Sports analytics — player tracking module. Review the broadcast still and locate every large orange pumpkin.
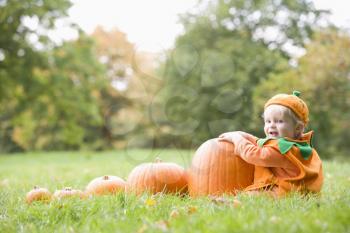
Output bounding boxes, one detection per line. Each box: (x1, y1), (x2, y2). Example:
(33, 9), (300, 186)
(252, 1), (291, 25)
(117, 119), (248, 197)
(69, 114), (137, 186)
(188, 138), (254, 197)
(126, 158), (187, 195)
(85, 175), (126, 196)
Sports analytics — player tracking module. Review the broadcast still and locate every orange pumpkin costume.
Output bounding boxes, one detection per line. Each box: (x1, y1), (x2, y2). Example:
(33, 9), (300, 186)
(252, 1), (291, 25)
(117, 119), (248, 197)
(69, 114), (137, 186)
(231, 131), (323, 197)
(229, 91), (323, 197)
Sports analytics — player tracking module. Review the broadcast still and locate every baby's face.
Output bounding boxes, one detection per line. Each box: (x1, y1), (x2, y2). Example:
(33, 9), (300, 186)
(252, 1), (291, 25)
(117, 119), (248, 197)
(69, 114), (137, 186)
(263, 105), (297, 139)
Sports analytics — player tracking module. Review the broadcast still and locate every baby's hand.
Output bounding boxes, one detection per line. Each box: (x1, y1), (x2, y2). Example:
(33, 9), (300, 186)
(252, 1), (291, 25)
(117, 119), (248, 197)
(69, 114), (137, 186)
(218, 132), (242, 143)
(235, 131), (258, 143)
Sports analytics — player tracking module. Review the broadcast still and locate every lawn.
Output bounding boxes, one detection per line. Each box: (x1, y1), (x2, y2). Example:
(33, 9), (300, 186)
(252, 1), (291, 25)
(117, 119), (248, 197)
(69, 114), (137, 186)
(0, 149), (349, 233)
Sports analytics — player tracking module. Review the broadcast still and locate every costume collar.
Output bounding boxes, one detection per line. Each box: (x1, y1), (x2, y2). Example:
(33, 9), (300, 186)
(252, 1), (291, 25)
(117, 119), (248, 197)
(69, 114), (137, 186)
(257, 131), (314, 160)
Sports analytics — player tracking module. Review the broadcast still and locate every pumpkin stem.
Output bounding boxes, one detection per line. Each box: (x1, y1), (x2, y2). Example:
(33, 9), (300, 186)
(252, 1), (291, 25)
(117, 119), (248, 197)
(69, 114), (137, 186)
(155, 157), (162, 163)
(103, 175), (109, 180)
(34, 185), (39, 189)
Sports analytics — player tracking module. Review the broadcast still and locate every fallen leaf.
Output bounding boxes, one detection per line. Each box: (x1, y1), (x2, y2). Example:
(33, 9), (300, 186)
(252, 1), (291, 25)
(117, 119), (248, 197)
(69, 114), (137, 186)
(145, 198), (157, 207)
(169, 209), (180, 218)
(187, 206), (197, 214)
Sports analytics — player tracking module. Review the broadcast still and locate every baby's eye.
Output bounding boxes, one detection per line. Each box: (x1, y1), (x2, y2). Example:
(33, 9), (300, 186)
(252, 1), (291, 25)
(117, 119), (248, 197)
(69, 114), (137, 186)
(265, 120), (271, 123)
(278, 120), (284, 123)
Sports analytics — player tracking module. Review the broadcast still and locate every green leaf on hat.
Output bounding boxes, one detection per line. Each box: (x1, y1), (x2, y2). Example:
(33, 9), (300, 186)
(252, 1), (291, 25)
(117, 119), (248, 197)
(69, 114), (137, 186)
(292, 90), (301, 97)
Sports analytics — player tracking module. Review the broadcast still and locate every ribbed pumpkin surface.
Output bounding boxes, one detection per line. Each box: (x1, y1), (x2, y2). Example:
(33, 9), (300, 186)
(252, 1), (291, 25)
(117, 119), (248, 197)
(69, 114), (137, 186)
(85, 175), (126, 196)
(126, 160), (187, 194)
(53, 187), (85, 199)
(188, 138), (254, 197)
(26, 186), (52, 204)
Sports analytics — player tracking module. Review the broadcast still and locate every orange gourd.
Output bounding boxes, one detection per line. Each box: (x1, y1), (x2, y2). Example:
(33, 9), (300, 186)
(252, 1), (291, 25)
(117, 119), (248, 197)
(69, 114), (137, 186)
(126, 158), (187, 195)
(85, 175), (126, 196)
(26, 186), (52, 204)
(188, 138), (254, 197)
(53, 187), (85, 200)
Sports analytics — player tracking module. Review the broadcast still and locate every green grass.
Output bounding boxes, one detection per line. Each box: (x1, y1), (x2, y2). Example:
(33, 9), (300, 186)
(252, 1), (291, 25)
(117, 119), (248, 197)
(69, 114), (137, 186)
(0, 149), (349, 233)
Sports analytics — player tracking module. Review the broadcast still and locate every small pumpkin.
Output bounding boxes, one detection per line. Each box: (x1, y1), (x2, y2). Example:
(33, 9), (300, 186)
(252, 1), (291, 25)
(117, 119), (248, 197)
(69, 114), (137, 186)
(126, 158), (187, 195)
(188, 138), (255, 197)
(26, 186), (52, 204)
(85, 175), (126, 196)
(53, 187), (85, 200)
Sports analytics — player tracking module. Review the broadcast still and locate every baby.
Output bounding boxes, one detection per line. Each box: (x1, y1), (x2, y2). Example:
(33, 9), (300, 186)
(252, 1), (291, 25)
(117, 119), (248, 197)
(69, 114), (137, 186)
(218, 91), (323, 197)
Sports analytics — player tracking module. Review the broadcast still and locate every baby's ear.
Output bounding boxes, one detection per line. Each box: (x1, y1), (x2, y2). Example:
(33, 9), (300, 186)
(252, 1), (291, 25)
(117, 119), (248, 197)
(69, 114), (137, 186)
(294, 122), (304, 139)
(295, 122), (305, 134)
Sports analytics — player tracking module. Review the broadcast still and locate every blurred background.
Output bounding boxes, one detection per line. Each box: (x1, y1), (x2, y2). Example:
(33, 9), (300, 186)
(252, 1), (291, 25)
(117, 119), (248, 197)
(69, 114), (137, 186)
(0, 0), (349, 158)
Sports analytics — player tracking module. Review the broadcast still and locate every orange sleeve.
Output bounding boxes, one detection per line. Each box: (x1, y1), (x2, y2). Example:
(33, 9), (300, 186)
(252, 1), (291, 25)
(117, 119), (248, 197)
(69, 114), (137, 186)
(231, 134), (296, 169)
(239, 132), (259, 144)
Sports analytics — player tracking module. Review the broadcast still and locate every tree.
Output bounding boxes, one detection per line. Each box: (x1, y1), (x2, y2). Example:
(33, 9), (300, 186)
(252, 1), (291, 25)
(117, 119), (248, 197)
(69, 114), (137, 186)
(0, 0), (73, 151)
(9, 36), (108, 150)
(155, 0), (327, 148)
(91, 27), (161, 149)
(0, 0), (73, 117)
(0, 1), (124, 152)
(0, 2), (161, 152)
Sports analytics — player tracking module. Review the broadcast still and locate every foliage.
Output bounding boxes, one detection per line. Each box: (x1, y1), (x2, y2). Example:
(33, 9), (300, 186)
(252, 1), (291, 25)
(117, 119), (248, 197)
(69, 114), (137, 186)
(0, 0), (75, 151)
(155, 0), (327, 148)
(0, 0), (347, 155)
(0, 151), (349, 232)
(1, 35), (108, 151)
(0, 4), (159, 152)
(91, 27), (161, 149)
(0, 2), (148, 152)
